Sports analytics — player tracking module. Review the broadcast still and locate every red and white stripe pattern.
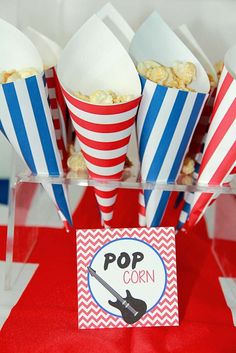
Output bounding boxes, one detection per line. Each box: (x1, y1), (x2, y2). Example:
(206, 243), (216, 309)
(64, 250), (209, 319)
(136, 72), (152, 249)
(76, 227), (178, 329)
(45, 67), (69, 171)
(185, 66), (236, 228)
(138, 189), (146, 226)
(61, 88), (141, 227)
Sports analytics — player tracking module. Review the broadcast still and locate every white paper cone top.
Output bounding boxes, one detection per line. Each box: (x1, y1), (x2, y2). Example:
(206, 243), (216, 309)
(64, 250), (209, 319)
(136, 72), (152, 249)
(23, 26), (62, 69)
(57, 15), (141, 96)
(0, 19), (43, 72)
(225, 44), (236, 80)
(175, 24), (218, 84)
(129, 12), (210, 94)
(97, 2), (134, 51)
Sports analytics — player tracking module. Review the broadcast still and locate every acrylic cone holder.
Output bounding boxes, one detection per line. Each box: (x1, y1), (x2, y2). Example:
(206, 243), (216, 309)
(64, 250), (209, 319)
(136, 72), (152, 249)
(58, 15), (141, 227)
(2, 156), (236, 326)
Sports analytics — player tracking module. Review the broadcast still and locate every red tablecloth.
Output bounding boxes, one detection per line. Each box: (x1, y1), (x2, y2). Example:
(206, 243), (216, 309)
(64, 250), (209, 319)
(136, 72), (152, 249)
(0, 188), (235, 353)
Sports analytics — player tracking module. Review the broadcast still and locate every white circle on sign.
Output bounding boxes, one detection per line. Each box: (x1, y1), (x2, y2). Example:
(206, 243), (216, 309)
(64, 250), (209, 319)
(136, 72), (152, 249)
(88, 238), (167, 318)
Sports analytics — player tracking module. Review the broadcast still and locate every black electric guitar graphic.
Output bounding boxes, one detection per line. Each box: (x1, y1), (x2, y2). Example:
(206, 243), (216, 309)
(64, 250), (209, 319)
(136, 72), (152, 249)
(88, 267), (147, 324)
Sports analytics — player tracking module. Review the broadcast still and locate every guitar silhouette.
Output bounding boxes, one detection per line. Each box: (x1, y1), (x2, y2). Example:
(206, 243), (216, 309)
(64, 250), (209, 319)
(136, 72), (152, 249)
(88, 267), (147, 324)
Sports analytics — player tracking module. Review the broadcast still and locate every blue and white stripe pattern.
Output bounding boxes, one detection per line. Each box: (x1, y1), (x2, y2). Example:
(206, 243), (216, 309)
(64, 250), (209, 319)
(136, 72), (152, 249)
(137, 76), (208, 227)
(177, 132), (206, 230)
(0, 72), (72, 225)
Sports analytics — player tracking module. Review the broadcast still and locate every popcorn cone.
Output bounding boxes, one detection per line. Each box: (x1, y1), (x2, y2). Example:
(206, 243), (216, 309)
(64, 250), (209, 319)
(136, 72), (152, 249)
(24, 27), (71, 171)
(179, 47), (236, 229)
(0, 19), (72, 226)
(129, 12), (209, 227)
(58, 15), (141, 227)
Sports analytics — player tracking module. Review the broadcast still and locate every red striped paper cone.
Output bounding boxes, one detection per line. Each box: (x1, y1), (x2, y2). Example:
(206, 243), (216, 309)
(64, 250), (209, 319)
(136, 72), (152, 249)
(138, 189), (146, 227)
(61, 89), (141, 227)
(45, 67), (69, 171)
(185, 57), (236, 229)
(57, 15), (141, 227)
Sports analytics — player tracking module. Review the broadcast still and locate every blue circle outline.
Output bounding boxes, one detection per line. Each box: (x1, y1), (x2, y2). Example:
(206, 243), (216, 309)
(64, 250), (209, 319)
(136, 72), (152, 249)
(88, 237), (168, 318)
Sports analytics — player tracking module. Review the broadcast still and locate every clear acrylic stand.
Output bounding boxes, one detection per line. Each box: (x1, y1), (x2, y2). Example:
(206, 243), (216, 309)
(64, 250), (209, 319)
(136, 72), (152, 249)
(1, 154), (236, 326)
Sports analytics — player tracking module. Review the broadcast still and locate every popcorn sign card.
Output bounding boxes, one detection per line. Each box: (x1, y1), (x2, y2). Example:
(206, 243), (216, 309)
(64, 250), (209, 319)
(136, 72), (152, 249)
(77, 227), (178, 329)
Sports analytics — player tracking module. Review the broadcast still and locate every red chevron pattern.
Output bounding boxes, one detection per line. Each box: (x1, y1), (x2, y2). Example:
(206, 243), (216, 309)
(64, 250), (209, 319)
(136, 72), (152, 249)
(76, 227), (178, 329)
(62, 87), (141, 227)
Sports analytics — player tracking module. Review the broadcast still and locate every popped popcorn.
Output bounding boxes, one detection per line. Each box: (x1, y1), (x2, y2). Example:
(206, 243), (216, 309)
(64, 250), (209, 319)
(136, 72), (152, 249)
(137, 60), (197, 91)
(67, 143), (133, 177)
(173, 62), (196, 85)
(182, 157), (195, 175)
(179, 156), (195, 185)
(73, 89), (134, 105)
(181, 174), (193, 185)
(0, 68), (39, 84)
(67, 151), (87, 172)
(214, 60), (224, 79)
(208, 73), (217, 88)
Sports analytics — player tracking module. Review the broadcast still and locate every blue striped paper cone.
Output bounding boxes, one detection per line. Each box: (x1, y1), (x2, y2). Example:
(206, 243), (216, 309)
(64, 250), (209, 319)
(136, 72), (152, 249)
(177, 138), (205, 230)
(0, 72), (72, 226)
(0, 120), (8, 139)
(137, 76), (208, 227)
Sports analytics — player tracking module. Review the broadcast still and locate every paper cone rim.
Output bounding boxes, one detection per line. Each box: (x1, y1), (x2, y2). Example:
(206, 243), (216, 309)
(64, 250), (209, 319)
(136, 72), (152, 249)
(129, 11), (210, 94)
(139, 74), (208, 95)
(224, 44), (236, 80)
(61, 84), (142, 108)
(0, 71), (45, 86)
